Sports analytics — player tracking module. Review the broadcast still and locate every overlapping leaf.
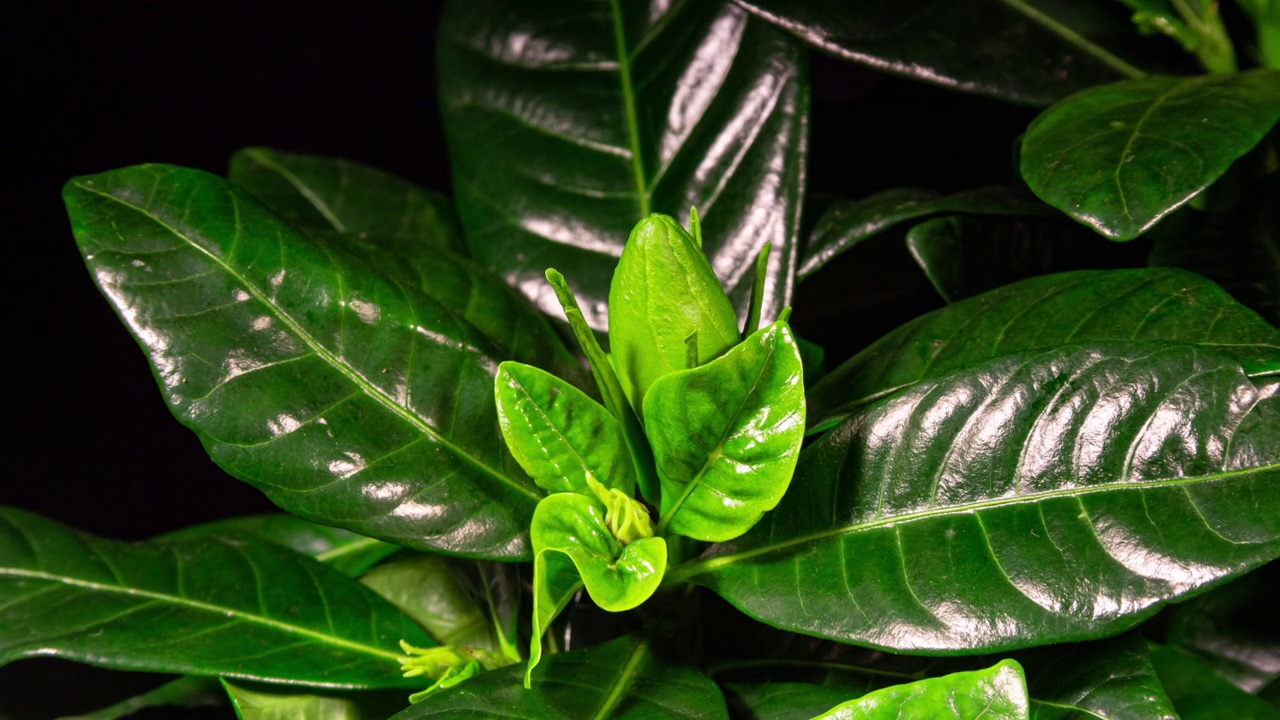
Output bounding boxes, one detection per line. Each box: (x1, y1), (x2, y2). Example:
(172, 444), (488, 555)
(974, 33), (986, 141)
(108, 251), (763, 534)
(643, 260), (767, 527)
(809, 660), (1028, 720)
(164, 514), (398, 577)
(395, 635), (729, 719)
(1166, 563), (1280, 693)
(64, 164), (578, 558)
(0, 508), (430, 688)
(222, 679), (407, 720)
(904, 215), (1058, 303)
(808, 269), (1280, 432)
(678, 343), (1280, 652)
(1019, 632), (1178, 720)
(438, 0), (808, 331)
(1150, 645), (1280, 720)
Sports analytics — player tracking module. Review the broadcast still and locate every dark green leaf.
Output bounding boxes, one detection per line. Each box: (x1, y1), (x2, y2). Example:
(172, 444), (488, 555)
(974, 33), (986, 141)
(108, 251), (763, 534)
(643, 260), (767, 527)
(1020, 71), (1280, 241)
(808, 269), (1280, 432)
(609, 214), (741, 414)
(809, 660), (1028, 719)
(222, 679), (407, 720)
(905, 215), (1057, 303)
(359, 556), (500, 652)
(64, 164), (553, 559)
(1150, 645), (1280, 719)
(1166, 562), (1280, 693)
(495, 361), (636, 496)
(799, 187), (1051, 281)
(228, 147), (466, 256)
(0, 507), (430, 688)
(722, 682), (869, 720)
(735, 0), (1158, 106)
(647, 322), (806, 542)
(1020, 632), (1178, 720)
(394, 635), (730, 719)
(675, 343), (1280, 652)
(57, 676), (226, 720)
(439, 0), (808, 331)
(163, 515), (399, 577)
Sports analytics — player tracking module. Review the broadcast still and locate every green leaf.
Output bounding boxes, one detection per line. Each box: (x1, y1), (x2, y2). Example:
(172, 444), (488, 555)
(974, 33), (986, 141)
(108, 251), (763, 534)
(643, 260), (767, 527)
(1150, 645), (1280, 719)
(1020, 70), (1280, 241)
(393, 635), (730, 719)
(808, 660), (1028, 720)
(56, 676), (226, 720)
(905, 215), (1058, 304)
(163, 514), (399, 577)
(735, 0), (1157, 106)
(808, 269), (1280, 433)
(675, 343), (1280, 653)
(495, 361), (636, 496)
(358, 556), (500, 652)
(1166, 562), (1280, 693)
(438, 0), (808, 331)
(0, 507), (431, 688)
(798, 187), (1051, 281)
(228, 147), (466, 256)
(64, 164), (550, 559)
(647, 322), (806, 542)
(722, 683), (872, 720)
(222, 679), (407, 720)
(1019, 632), (1178, 720)
(609, 214), (742, 414)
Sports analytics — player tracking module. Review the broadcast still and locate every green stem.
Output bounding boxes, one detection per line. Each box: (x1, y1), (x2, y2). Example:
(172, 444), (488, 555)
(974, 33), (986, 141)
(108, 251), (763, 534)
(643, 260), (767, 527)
(1172, 0), (1238, 73)
(997, 0), (1147, 79)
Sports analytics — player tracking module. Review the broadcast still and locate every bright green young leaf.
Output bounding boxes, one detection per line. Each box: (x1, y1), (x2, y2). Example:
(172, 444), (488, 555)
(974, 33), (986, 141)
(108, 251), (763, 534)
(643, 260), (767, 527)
(0, 507), (431, 688)
(647, 322), (805, 542)
(1019, 632), (1178, 720)
(64, 164), (557, 559)
(904, 215), (1057, 303)
(163, 514), (399, 577)
(808, 660), (1028, 720)
(438, 0), (808, 331)
(395, 635), (730, 719)
(798, 187), (1051, 280)
(1150, 645), (1280, 720)
(610, 214), (742, 415)
(675, 344), (1280, 653)
(735, 0), (1158, 106)
(222, 679), (407, 720)
(228, 147), (466, 256)
(358, 556), (499, 652)
(808, 269), (1280, 432)
(57, 676), (226, 720)
(1166, 562), (1280, 693)
(1020, 70), (1280, 240)
(495, 361), (636, 497)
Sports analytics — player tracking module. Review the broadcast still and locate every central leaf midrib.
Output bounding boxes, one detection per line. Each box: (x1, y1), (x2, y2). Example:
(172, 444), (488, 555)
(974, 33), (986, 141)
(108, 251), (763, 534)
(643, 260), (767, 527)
(675, 462), (1280, 578)
(77, 181), (539, 502)
(243, 149), (348, 233)
(591, 638), (648, 720)
(0, 567), (402, 663)
(608, 0), (650, 218)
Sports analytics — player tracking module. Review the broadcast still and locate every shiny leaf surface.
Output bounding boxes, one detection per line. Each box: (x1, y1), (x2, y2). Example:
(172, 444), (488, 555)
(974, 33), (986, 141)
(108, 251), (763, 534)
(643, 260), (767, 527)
(1020, 71), (1280, 240)
(735, 0), (1157, 106)
(439, 0), (808, 331)
(1020, 632), (1178, 720)
(395, 635), (729, 719)
(0, 507), (430, 688)
(358, 556), (500, 652)
(609, 214), (741, 414)
(495, 361), (636, 496)
(1166, 562), (1280, 693)
(809, 660), (1028, 720)
(228, 147), (465, 255)
(809, 269), (1280, 432)
(64, 164), (552, 558)
(1150, 645), (1280, 720)
(798, 187), (1050, 281)
(905, 215), (1057, 303)
(223, 679), (407, 720)
(677, 343), (1280, 652)
(163, 514), (399, 577)
(647, 322), (806, 542)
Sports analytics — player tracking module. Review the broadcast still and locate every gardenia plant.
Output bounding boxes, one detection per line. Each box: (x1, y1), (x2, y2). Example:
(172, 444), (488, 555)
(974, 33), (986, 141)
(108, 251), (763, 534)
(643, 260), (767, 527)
(5, 1), (1280, 719)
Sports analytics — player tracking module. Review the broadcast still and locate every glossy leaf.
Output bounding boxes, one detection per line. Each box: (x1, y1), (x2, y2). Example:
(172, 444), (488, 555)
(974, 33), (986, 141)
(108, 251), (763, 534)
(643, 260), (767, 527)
(809, 660), (1028, 720)
(228, 147), (466, 255)
(0, 507), (430, 688)
(395, 635), (730, 719)
(647, 322), (806, 542)
(609, 214), (742, 414)
(808, 269), (1280, 432)
(1166, 562), (1280, 692)
(723, 683), (871, 720)
(64, 164), (555, 558)
(1020, 632), (1178, 720)
(798, 187), (1051, 281)
(439, 0), (808, 331)
(905, 215), (1057, 303)
(1150, 645), (1280, 720)
(495, 361), (636, 496)
(358, 556), (500, 652)
(676, 343), (1280, 653)
(735, 0), (1157, 106)
(1020, 71), (1280, 240)
(163, 514), (399, 577)
(222, 679), (407, 720)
